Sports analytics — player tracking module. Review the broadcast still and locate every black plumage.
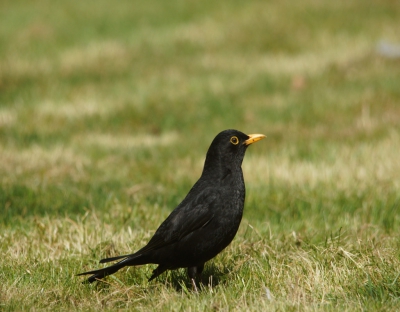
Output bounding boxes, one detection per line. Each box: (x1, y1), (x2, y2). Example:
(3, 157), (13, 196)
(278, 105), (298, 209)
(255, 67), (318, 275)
(78, 129), (265, 287)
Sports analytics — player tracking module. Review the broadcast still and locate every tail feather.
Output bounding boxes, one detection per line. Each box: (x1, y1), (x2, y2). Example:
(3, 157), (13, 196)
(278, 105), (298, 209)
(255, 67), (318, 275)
(99, 254), (130, 264)
(77, 262), (127, 283)
(148, 264), (168, 281)
(78, 253), (144, 283)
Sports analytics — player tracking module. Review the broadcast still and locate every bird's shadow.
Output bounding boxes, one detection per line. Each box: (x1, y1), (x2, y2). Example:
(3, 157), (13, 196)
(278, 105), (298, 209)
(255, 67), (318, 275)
(159, 263), (231, 293)
(84, 263), (233, 294)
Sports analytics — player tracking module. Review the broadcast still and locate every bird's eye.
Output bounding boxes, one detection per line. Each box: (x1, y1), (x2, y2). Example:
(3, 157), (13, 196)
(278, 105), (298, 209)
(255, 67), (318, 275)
(230, 136), (239, 145)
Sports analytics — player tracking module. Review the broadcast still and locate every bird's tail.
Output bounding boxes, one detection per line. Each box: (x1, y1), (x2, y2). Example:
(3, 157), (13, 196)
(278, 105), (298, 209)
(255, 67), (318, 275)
(78, 253), (144, 283)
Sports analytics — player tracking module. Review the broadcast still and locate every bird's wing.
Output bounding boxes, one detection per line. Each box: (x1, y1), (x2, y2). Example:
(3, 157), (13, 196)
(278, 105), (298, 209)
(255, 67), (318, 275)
(137, 188), (219, 254)
(99, 188), (219, 263)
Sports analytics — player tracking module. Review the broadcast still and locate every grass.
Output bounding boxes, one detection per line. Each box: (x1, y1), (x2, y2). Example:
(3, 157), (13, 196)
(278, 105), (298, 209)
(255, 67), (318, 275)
(1, 0), (400, 310)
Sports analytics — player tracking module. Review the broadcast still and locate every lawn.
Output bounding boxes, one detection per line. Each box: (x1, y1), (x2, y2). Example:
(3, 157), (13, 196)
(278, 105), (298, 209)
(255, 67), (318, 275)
(1, 0), (399, 310)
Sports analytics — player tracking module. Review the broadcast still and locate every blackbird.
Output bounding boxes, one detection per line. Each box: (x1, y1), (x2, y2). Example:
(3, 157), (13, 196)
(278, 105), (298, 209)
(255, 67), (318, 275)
(78, 129), (265, 288)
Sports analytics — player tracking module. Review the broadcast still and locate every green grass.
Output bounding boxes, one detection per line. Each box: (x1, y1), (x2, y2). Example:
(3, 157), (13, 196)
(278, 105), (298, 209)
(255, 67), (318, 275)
(1, 0), (400, 310)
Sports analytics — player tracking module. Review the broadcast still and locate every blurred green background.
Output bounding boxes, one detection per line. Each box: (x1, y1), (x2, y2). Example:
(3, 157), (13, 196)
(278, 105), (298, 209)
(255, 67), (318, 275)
(1, 0), (399, 310)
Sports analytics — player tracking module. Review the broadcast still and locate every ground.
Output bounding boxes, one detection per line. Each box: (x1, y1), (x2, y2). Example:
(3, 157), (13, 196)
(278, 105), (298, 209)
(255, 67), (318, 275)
(1, 0), (399, 310)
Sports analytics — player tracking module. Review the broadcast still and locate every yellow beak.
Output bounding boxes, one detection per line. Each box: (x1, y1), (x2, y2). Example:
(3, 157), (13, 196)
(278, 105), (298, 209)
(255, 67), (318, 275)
(244, 133), (266, 145)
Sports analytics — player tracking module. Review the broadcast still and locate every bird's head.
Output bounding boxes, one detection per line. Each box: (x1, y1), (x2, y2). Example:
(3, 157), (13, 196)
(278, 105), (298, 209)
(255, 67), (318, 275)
(202, 129), (265, 177)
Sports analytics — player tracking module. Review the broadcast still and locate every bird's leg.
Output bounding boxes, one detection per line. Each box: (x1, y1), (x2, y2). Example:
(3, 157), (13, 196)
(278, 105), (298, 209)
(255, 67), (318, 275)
(187, 264), (204, 293)
(187, 266), (198, 292)
(196, 263), (204, 284)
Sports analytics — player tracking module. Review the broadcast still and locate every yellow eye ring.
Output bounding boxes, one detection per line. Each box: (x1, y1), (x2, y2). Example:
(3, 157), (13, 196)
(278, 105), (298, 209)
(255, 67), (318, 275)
(230, 136), (239, 145)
